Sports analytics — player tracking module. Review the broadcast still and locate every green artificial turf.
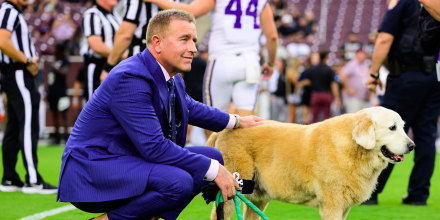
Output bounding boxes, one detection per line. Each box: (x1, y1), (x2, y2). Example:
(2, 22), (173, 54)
(0, 145), (439, 219)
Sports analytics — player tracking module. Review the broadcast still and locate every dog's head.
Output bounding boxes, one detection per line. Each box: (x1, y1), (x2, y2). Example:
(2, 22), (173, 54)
(352, 107), (414, 163)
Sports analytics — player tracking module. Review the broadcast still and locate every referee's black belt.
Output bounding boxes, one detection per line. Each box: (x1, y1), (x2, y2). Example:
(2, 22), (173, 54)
(83, 56), (106, 65)
(400, 64), (423, 73)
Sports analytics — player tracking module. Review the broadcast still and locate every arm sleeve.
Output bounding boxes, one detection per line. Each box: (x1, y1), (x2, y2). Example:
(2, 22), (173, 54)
(0, 8), (18, 32)
(378, 0), (406, 36)
(83, 12), (102, 37)
(123, 0), (142, 24)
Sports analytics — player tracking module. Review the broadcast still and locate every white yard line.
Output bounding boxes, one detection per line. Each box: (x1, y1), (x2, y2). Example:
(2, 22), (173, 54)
(18, 205), (76, 220)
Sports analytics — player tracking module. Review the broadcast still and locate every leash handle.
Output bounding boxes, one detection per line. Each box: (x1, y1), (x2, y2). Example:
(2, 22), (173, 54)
(215, 191), (269, 220)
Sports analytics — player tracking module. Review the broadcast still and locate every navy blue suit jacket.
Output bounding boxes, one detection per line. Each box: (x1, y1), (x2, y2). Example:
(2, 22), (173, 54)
(57, 49), (230, 202)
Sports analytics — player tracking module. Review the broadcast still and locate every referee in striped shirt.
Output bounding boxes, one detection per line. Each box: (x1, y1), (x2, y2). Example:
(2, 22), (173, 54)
(0, 0), (56, 194)
(80, 0), (121, 100)
(100, 0), (179, 81)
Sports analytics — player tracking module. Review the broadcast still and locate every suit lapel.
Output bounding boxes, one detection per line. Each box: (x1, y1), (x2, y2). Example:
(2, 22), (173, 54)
(138, 50), (169, 121)
(139, 49), (189, 145)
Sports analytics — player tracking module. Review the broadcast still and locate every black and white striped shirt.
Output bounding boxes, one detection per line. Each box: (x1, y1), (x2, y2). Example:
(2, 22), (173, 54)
(0, 1), (36, 64)
(123, 0), (179, 56)
(81, 5), (121, 59)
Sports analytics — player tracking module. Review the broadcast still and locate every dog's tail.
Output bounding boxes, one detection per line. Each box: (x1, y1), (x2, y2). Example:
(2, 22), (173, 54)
(205, 132), (219, 148)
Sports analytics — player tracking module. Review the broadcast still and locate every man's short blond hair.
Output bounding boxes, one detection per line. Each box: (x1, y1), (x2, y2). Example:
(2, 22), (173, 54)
(146, 9), (195, 46)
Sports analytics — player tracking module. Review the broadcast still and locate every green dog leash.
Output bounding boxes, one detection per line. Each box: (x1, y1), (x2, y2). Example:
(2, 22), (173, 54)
(215, 191), (269, 220)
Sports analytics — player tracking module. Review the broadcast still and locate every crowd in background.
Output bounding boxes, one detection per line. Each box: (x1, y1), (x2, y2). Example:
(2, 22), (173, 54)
(263, 1), (381, 125)
(0, 0), (414, 145)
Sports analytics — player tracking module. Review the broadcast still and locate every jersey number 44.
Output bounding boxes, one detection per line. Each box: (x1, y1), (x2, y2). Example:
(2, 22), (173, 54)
(225, 0), (261, 29)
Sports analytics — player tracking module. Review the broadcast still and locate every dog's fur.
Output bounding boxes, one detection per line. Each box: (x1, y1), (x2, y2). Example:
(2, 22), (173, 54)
(207, 107), (414, 220)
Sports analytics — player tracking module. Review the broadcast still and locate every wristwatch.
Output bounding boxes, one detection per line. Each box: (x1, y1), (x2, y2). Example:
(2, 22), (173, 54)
(25, 57), (32, 65)
(370, 73), (380, 79)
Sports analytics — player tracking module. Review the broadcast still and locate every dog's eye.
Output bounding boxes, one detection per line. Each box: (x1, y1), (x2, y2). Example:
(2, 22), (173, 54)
(389, 125), (396, 131)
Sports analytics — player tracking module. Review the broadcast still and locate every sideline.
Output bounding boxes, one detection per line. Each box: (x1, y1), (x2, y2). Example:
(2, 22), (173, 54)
(18, 205), (76, 220)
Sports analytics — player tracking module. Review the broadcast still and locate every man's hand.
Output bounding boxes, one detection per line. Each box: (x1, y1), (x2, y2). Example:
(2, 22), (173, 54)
(100, 70), (109, 83)
(333, 96), (342, 108)
(261, 63), (274, 80)
(239, 115), (265, 128)
(366, 76), (383, 94)
(214, 165), (239, 202)
(26, 57), (39, 76)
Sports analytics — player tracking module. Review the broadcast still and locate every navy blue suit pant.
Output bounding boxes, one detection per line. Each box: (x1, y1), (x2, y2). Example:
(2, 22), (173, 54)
(72, 146), (223, 219)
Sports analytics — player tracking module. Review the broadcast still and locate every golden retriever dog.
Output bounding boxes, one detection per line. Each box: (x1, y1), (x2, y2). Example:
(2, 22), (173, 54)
(207, 107), (414, 220)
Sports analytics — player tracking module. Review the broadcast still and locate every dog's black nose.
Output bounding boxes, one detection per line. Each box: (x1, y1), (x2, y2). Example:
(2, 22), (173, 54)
(407, 142), (415, 151)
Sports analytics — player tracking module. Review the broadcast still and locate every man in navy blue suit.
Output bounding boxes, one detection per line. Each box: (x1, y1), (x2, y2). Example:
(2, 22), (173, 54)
(57, 9), (264, 220)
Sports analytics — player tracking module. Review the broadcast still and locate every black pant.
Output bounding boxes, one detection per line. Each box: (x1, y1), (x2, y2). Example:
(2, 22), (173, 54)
(371, 71), (440, 202)
(1, 65), (42, 184)
(84, 57), (106, 100)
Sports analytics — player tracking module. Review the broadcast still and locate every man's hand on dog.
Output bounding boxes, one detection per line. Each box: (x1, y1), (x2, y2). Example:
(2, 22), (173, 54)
(214, 165), (239, 202)
(239, 115), (265, 128)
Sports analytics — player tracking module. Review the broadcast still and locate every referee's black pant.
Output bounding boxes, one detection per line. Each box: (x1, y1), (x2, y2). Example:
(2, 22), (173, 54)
(84, 57), (106, 101)
(1, 64), (42, 185)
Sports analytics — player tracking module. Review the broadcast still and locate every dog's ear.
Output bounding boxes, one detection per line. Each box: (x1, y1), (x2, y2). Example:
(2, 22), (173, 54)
(352, 115), (376, 149)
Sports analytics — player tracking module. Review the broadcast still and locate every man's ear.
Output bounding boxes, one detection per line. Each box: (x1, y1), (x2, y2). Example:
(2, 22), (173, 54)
(352, 114), (376, 149)
(151, 35), (162, 54)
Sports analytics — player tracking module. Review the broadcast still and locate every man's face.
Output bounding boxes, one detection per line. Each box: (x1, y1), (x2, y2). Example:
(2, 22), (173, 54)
(159, 19), (197, 74)
(356, 51), (366, 62)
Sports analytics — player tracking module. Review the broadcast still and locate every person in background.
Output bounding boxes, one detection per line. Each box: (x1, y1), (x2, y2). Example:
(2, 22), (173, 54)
(340, 49), (370, 113)
(268, 58), (288, 122)
(298, 51), (341, 123)
(285, 30), (310, 123)
(80, 0), (120, 100)
(340, 32), (362, 62)
(47, 42), (70, 144)
(297, 52), (320, 124)
(285, 57), (300, 123)
(365, 0), (440, 205)
(0, 0), (57, 194)
(363, 31), (378, 60)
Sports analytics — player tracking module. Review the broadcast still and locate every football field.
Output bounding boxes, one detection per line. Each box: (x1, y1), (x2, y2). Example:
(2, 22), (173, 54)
(0, 146), (439, 219)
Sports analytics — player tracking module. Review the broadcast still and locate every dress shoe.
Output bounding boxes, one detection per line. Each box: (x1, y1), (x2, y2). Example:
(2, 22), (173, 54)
(402, 195), (427, 206)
